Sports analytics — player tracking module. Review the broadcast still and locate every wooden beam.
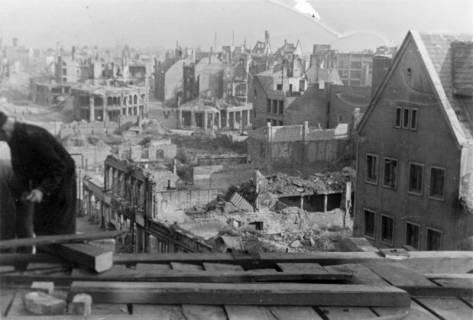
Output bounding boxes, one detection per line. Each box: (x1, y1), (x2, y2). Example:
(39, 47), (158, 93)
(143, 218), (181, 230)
(114, 252), (385, 267)
(0, 254), (61, 266)
(70, 282), (411, 308)
(0, 268), (352, 284)
(0, 231), (123, 250)
(53, 243), (113, 273)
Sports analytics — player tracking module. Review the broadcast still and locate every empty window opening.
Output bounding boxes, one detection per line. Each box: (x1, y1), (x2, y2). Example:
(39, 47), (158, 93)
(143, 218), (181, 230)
(430, 167), (445, 199)
(409, 163), (423, 194)
(381, 215), (394, 243)
(405, 222), (419, 249)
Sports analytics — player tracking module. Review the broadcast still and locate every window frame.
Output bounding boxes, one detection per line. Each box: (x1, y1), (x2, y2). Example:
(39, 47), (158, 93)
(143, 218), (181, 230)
(394, 107), (402, 128)
(429, 166), (446, 201)
(382, 157), (398, 190)
(380, 214), (395, 245)
(405, 221), (420, 249)
(408, 162), (424, 196)
(363, 209), (376, 239)
(365, 153), (379, 185)
(426, 227), (442, 251)
(409, 108), (418, 131)
(402, 108), (410, 129)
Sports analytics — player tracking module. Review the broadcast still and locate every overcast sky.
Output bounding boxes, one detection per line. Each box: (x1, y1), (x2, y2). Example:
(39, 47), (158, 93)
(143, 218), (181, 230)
(1, 0), (472, 52)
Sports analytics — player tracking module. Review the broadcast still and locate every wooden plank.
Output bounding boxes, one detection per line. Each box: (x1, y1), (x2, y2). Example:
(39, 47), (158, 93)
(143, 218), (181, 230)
(114, 251), (385, 266)
(133, 305), (187, 319)
(225, 305), (277, 320)
(319, 307), (376, 319)
(180, 260), (227, 320)
(203, 263), (244, 272)
(416, 297), (473, 319)
(70, 282), (411, 308)
(113, 251), (473, 268)
(274, 263), (329, 320)
(426, 273), (473, 280)
(171, 262), (203, 271)
(326, 263), (387, 286)
(277, 263), (328, 273)
(375, 301), (437, 320)
(0, 268), (353, 284)
(269, 307), (323, 320)
(54, 243), (113, 273)
(0, 231), (123, 250)
(432, 277), (473, 289)
(366, 262), (436, 287)
(135, 263), (172, 272)
(181, 305), (227, 320)
(0, 253), (62, 266)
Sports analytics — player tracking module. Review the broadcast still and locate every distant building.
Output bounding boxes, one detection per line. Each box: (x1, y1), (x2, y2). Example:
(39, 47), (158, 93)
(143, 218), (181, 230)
(336, 51), (373, 87)
(354, 31), (473, 250)
(154, 51), (198, 107)
(247, 121), (350, 172)
(71, 83), (149, 125)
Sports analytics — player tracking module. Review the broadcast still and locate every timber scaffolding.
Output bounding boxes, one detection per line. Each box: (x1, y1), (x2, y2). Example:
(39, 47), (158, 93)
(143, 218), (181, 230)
(0, 240), (472, 319)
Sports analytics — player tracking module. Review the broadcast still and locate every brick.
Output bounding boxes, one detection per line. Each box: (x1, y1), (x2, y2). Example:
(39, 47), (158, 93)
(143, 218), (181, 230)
(23, 291), (66, 315)
(70, 293), (92, 316)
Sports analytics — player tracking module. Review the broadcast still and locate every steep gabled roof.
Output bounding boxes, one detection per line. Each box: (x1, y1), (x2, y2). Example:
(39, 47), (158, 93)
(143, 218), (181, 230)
(358, 30), (473, 147)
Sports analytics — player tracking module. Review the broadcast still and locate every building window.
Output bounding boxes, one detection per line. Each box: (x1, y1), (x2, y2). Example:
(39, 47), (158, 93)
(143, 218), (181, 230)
(276, 84), (283, 91)
(381, 215), (394, 243)
(405, 222), (420, 249)
(363, 209), (375, 238)
(266, 99), (271, 113)
(410, 109), (418, 130)
(427, 228), (442, 250)
(409, 163), (423, 194)
(430, 167), (445, 199)
(383, 158), (398, 189)
(272, 100), (278, 114)
(402, 108), (409, 129)
(395, 107), (402, 128)
(337, 114), (343, 123)
(365, 154), (378, 184)
(278, 100), (284, 114)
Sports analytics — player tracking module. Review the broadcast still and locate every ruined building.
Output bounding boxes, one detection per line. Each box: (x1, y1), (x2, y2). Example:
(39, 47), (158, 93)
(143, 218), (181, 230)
(71, 83), (149, 124)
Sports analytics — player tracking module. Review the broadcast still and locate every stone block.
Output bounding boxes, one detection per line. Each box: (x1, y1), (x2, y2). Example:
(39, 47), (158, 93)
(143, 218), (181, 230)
(23, 291), (66, 315)
(70, 293), (92, 316)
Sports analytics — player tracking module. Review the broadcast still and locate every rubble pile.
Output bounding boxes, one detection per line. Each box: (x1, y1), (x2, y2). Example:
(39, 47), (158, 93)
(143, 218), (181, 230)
(266, 171), (349, 195)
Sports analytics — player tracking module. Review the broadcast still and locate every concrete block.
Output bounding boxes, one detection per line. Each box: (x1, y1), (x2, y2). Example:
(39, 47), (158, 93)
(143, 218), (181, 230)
(70, 293), (92, 316)
(23, 291), (66, 315)
(31, 282), (54, 294)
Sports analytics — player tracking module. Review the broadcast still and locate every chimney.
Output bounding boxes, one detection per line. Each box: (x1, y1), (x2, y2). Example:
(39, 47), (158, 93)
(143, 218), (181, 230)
(451, 41), (473, 97)
(72, 46), (76, 61)
(265, 30), (270, 43)
(371, 55), (392, 97)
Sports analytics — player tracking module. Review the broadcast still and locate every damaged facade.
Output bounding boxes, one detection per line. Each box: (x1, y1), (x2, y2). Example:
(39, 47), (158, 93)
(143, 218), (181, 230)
(71, 83), (149, 124)
(248, 121), (350, 172)
(354, 31), (473, 250)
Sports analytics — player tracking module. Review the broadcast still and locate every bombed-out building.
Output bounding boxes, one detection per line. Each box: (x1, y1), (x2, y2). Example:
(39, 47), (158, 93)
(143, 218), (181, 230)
(71, 83), (149, 124)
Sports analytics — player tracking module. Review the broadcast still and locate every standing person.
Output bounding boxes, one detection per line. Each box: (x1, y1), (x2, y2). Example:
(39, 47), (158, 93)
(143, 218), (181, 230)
(0, 112), (77, 236)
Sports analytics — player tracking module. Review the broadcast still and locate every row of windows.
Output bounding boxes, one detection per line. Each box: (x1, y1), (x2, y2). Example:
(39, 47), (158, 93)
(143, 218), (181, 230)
(267, 118), (283, 126)
(395, 107), (417, 130)
(363, 210), (442, 250)
(266, 99), (284, 115)
(366, 154), (445, 199)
